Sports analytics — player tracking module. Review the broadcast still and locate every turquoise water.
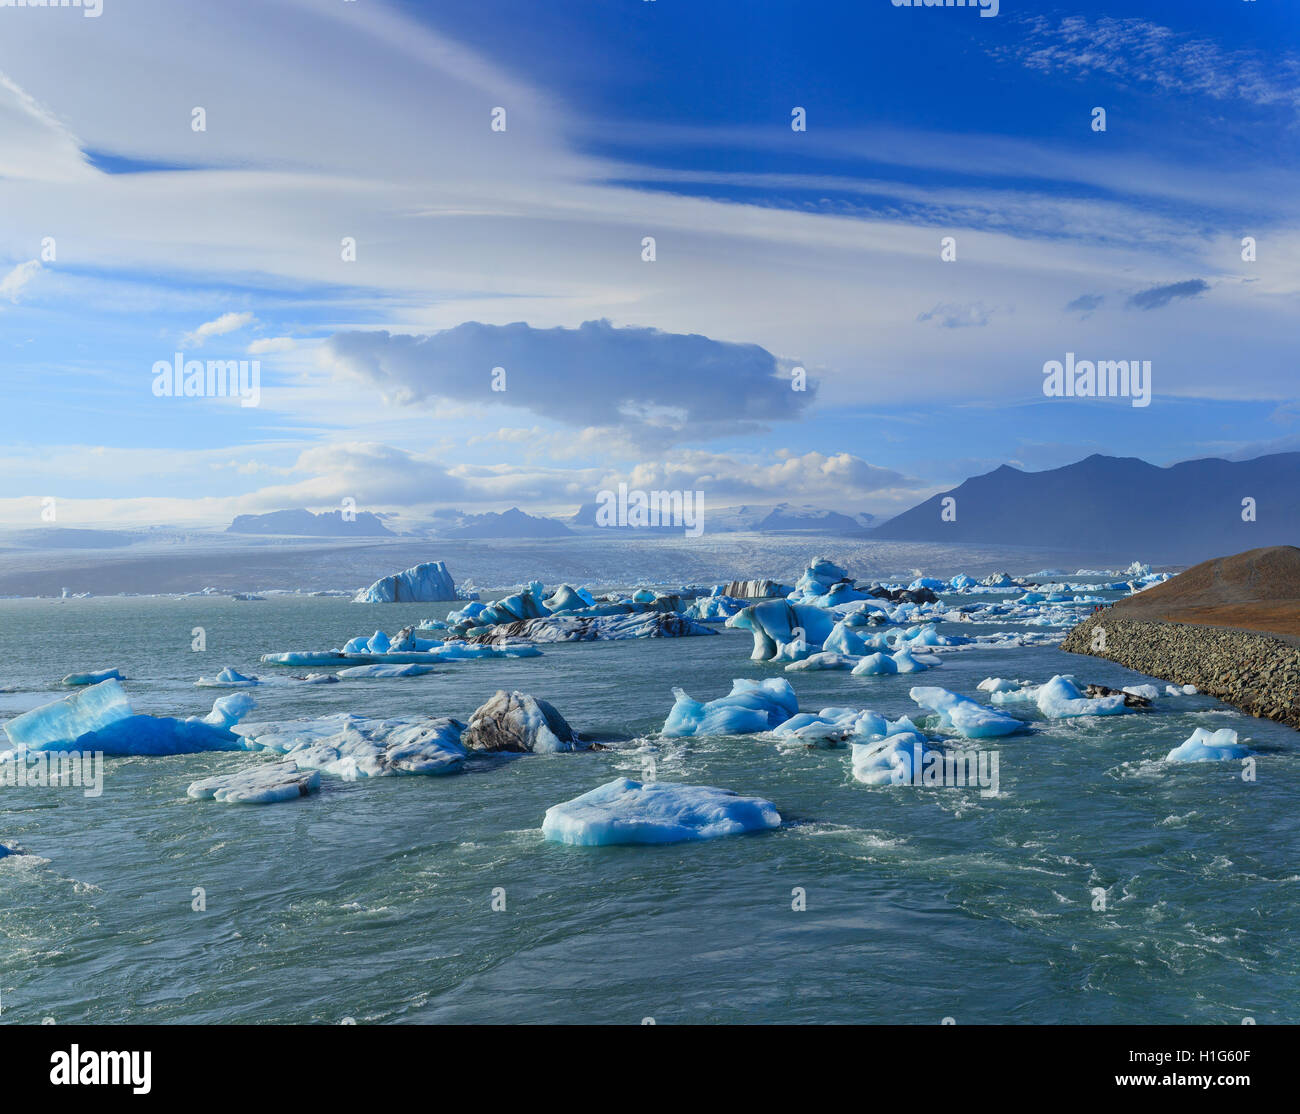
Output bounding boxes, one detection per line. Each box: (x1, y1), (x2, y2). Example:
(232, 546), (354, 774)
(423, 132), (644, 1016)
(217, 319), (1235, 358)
(1, 595), (1297, 1024)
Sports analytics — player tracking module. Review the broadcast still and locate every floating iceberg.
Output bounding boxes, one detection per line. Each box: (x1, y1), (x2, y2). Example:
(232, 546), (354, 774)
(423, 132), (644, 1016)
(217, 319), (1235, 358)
(1, 680), (255, 757)
(462, 690), (582, 753)
(187, 760), (320, 804)
(1034, 675), (1130, 718)
(773, 706), (920, 748)
(662, 678), (798, 738)
(1165, 684), (1198, 696)
(850, 732), (943, 786)
(61, 667), (124, 686)
(684, 595), (747, 623)
(908, 686), (1024, 739)
(353, 561), (463, 603)
(852, 652), (898, 676)
(541, 777), (781, 845)
(726, 600), (837, 661)
(195, 666), (260, 688)
(236, 713), (468, 778)
(475, 612), (715, 642)
(890, 649), (930, 673)
(977, 677), (1029, 694)
(1122, 684), (1161, 702)
(336, 663), (437, 679)
(785, 652), (857, 672)
(1166, 728), (1251, 763)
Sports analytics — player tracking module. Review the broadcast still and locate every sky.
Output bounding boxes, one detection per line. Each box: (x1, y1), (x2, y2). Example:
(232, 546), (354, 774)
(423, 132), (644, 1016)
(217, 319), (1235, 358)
(0, 0), (1297, 529)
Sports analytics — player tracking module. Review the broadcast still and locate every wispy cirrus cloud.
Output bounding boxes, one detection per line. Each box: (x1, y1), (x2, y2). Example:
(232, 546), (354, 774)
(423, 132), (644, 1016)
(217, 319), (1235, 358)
(1001, 15), (1300, 115)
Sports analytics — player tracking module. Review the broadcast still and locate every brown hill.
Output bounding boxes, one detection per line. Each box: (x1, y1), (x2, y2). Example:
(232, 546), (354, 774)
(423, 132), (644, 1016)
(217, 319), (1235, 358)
(1110, 545), (1300, 637)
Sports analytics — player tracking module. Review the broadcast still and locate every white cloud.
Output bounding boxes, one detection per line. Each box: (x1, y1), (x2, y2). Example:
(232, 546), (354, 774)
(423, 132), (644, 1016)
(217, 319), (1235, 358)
(182, 311), (256, 348)
(248, 336), (296, 355)
(0, 259), (40, 302)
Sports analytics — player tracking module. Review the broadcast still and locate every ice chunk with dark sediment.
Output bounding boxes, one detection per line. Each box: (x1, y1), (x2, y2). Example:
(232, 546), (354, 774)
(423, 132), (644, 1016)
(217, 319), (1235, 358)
(235, 713), (468, 778)
(187, 760), (320, 803)
(462, 690), (582, 753)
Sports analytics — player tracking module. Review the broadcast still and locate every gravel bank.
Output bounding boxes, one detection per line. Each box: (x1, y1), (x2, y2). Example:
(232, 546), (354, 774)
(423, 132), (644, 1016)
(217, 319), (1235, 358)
(1063, 613), (1300, 730)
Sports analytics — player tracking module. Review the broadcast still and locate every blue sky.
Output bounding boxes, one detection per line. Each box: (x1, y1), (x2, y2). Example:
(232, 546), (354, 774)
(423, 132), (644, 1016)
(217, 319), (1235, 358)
(0, 0), (1297, 527)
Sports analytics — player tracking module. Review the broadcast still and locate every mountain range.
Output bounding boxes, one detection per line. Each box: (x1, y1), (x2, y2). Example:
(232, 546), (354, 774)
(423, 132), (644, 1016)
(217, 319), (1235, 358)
(872, 452), (1300, 563)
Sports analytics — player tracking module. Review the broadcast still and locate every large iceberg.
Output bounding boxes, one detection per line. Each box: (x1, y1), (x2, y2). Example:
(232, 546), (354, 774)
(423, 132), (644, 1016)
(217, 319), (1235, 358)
(662, 678), (799, 737)
(908, 686), (1024, 739)
(1166, 727), (1251, 763)
(726, 600), (838, 662)
(353, 561), (463, 603)
(236, 713), (468, 778)
(1, 680), (256, 757)
(541, 777), (781, 845)
(187, 760), (320, 804)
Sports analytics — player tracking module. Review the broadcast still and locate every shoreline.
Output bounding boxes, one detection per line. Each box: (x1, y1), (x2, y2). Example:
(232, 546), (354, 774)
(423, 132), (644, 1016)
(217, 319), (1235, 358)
(1063, 613), (1300, 730)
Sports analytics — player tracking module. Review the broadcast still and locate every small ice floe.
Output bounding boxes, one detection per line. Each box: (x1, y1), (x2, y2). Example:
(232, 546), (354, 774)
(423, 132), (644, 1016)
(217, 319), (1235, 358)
(1166, 684), (1198, 696)
(850, 731), (943, 786)
(462, 690), (583, 753)
(785, 652), (858, 672)
(187, 760), (320, 804)
(1, 679), (255, 757)
(236, 713), (468, 778)
(908, 686), (1024, 738)
(1033, 676), (1131, 718)
(1122, 684), (1161, 702)
(336, 663), (437, 679)
(852, 652), (898, 675)
(775, 707), (921, 749)
(295, 673), (340, 684)
(195, 666), (261, 688)
(61, 667), (125, 686)
(978, 677), (1031, 694)
(1166, 728), (1251, 763)
(662, 678), (799, 738)
(541, 777), (781, 845)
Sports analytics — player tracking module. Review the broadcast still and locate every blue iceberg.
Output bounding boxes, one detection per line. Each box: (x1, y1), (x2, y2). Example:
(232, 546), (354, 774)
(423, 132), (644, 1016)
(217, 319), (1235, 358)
(908, 686), (1024, 739)
(1166, 727), (1251, 763)
(353, 561), (463, 603)
(2, 680), (256, 757)
(61, 667), (125, 686)
(662, 678), (799, 738)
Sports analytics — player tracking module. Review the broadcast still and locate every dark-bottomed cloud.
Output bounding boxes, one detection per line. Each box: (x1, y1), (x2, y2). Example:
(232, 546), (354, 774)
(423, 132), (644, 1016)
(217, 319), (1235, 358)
(321, 319), (814, 445)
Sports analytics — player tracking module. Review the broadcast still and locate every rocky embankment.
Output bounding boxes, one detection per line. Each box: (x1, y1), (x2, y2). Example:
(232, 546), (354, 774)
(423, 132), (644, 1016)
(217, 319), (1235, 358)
(1063, 613), (1300, 730)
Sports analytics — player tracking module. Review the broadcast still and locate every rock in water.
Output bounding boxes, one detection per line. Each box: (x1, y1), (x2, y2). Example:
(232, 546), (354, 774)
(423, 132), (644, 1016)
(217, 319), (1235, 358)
(463, 690), (580, 753)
